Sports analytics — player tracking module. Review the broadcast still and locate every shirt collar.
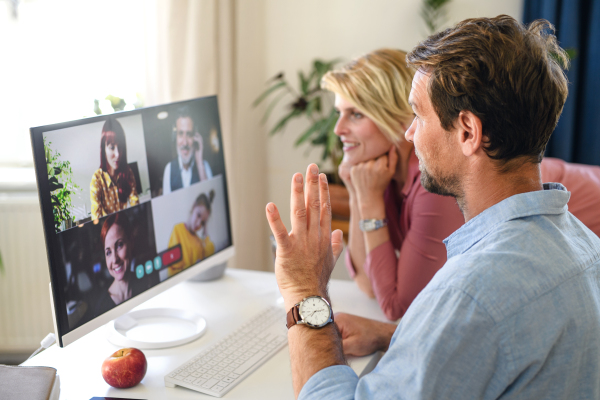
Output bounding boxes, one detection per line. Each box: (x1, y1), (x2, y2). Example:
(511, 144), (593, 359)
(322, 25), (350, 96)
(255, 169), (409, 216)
(444, 183), (571, 258)
(178, 155), (195, 171)
(102, 169), (115, 187)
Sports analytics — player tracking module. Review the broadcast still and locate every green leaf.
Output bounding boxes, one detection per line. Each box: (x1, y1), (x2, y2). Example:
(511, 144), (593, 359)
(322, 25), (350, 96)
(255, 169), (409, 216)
(269, 109), (302, 136)
(252, 81), (286, 107)
(261, 90), (289, 124)
(305, 97), (321, 118)
(299, 71), (309, 95)
(295, 119), (326, 146)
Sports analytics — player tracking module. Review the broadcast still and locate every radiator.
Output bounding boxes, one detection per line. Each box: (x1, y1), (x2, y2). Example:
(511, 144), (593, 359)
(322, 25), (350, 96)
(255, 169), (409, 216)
(0, 193), (54, 352)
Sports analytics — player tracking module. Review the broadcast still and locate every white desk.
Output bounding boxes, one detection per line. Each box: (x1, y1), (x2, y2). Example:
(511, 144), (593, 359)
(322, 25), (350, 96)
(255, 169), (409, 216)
(23, 268), (387, 399)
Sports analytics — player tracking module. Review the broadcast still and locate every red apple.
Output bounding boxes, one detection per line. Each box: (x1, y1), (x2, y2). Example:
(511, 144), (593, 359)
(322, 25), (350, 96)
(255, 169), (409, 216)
(101, 347), (147, 388)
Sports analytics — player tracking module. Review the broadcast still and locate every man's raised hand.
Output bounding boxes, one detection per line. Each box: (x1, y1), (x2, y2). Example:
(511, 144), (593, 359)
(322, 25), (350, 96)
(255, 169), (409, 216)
(265, 164), (344, 310)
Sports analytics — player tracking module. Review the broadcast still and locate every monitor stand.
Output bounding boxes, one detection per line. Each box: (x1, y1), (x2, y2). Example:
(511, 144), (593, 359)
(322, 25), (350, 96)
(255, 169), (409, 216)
(106, 261), (228, 349)
(107, 307), (207, 349)
(187, 261), (227, 282)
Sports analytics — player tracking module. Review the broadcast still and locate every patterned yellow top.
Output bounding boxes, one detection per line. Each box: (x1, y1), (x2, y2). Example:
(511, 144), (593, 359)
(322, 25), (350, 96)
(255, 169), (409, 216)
(167, 222), (215, 277)
(90, 168), (139, 220)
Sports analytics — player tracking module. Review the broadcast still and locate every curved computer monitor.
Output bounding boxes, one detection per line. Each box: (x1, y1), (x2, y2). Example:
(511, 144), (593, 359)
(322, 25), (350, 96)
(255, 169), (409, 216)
(30, 96), (233, 347)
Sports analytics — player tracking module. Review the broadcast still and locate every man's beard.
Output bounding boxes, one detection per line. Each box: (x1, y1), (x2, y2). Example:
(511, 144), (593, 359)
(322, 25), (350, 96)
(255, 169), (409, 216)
(420, 167), (460, 197)
(178, 146), (194, 167)
(417, 152), (462, 199)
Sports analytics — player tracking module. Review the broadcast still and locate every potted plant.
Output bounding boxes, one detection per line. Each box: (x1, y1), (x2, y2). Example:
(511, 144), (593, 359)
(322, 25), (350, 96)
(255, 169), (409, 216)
(253, 59), (349, 219)
(44, 138), (81, 232)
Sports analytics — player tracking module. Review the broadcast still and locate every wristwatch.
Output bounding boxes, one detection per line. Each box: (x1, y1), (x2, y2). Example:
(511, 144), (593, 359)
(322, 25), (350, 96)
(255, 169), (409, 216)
(359, 218), (388, 232)
(286, 296), (334, 329)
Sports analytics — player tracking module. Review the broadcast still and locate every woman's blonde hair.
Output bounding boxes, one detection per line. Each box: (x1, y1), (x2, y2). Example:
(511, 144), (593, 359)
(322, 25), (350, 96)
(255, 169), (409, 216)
(321, 48), (414, 144)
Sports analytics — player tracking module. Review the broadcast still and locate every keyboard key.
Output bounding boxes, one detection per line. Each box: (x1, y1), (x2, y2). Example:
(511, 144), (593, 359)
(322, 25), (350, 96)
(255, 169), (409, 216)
(213, 385), (225, 392)
(184, 377), (195, 383)
(193, 378), (207, 385)
(202, 378), (220, 389)
(223, 377), (235, 383)
(228, 373), (240, 379)
(234, 351), (268, 374)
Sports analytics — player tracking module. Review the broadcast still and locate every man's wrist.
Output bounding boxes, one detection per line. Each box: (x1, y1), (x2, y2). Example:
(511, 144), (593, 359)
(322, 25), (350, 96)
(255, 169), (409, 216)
(282, 290), (329, 312)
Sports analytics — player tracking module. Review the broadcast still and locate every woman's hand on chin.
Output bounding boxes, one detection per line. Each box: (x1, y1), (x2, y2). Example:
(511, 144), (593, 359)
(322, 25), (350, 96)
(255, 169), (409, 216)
(338, 160), (356, 198)
(350, 146), (398, 206)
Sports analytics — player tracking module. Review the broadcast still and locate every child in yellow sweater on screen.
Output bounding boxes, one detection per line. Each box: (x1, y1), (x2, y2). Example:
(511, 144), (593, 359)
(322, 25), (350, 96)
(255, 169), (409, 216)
(167, 190), (216, 277)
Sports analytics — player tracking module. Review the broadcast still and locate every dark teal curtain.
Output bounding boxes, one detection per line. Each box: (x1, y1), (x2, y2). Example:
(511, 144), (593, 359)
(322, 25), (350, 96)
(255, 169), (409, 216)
(523, 0), (600, 165)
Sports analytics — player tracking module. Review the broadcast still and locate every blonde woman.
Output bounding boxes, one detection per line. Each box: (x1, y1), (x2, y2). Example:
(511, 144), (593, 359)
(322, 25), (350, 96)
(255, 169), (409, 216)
(322, 49), (465, 320)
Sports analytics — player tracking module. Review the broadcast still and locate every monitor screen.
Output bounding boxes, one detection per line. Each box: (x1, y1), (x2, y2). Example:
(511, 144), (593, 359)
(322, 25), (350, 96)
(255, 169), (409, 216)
(30, 96), (233, 347)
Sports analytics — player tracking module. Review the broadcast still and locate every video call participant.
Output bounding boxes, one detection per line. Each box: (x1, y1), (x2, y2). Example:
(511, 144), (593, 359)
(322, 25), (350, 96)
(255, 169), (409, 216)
(322, 48), (464, 320)
(167, 190), (216, 277)
(162, 107), (213, 195)
(266, 16), (600, 399)
(95, 213), (137, 316)
(91, 118), (139, 220)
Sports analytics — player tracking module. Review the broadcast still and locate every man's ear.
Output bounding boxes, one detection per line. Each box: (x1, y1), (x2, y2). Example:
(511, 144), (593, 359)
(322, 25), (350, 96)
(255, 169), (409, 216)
(456, 111), (483, 157)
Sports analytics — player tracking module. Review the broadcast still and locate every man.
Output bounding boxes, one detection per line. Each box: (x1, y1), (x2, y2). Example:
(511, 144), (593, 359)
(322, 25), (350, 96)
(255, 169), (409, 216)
(266, 15), (600, 399)
(162, 108), (213, 195)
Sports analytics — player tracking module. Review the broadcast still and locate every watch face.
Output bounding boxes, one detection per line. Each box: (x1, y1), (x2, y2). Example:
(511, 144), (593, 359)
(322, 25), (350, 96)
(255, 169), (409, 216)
(299, 296), (331, 328)
(363, 220), (375, 231)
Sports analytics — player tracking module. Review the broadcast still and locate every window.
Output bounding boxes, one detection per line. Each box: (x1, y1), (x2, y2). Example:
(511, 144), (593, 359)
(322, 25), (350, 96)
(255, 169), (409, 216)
(0, 0), (150, 166)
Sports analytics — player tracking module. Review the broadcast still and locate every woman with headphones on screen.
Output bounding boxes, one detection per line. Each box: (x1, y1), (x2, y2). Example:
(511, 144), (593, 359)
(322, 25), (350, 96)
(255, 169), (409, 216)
(323, 48), (600, 321)
(167, 190), (216, 277)
(90, 118), (139, 220)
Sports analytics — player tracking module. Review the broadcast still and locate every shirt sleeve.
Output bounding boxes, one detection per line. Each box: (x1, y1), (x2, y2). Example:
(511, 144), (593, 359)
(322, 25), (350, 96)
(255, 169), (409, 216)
(299, 365), (359, 400)
(90, 171), (102, 220)
(163, 163), (171, 195)
(299, 283), (504, 400)
(358, 284), (504, 400)
(365, 187), (464, 320)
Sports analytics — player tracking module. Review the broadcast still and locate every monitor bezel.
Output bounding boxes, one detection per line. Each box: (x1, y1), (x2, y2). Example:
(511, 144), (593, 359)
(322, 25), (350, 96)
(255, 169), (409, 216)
(30, 95), (234, 347)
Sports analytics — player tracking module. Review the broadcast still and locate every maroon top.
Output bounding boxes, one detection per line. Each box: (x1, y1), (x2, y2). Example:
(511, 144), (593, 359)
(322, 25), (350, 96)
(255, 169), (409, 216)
(346, 149), (464, 320)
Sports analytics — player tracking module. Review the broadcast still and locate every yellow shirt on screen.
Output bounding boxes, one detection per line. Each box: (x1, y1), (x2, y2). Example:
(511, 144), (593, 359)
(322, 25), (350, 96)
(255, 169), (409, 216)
(167, 222), (215, 277)
(90, 168), (139, 219)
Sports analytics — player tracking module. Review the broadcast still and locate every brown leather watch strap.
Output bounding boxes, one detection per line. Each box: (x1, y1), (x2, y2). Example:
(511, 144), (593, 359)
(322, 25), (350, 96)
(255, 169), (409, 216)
(286, 305), (301, 329)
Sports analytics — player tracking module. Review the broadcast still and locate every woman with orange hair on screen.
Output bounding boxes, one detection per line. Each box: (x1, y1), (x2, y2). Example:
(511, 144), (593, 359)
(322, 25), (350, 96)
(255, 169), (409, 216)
(167, 190), (216, 277)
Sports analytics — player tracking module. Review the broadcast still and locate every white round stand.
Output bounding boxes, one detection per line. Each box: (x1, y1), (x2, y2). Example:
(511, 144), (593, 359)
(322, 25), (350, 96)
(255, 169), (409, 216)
(107, 308), (207, 349)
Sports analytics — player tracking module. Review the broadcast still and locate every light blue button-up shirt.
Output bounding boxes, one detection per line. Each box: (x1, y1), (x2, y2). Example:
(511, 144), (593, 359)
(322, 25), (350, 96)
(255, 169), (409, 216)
(300, 183), (600, 399)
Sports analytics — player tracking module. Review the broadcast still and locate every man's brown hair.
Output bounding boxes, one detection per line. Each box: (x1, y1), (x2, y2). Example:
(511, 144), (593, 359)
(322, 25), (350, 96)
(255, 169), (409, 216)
(407, 15), (569, 167)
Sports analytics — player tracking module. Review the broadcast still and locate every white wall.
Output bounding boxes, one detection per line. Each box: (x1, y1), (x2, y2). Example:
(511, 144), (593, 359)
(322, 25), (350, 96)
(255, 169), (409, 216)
(261, 0), (523, 278)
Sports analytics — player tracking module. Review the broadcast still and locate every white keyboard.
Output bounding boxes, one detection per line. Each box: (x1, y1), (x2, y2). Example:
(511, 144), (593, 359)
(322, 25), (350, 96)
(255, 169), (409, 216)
(164, 305), (288, 397)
